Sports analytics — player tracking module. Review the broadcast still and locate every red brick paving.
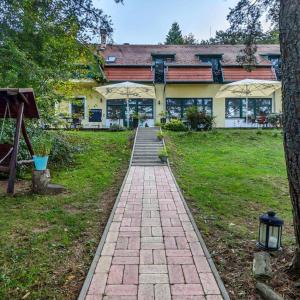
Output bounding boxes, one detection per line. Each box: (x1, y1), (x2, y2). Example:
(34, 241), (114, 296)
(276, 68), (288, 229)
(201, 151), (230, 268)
(85, 166), (223, 299)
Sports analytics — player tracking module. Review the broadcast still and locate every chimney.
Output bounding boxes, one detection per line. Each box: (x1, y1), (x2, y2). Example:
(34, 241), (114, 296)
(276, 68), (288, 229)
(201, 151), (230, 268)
(100, 28), (108, 50)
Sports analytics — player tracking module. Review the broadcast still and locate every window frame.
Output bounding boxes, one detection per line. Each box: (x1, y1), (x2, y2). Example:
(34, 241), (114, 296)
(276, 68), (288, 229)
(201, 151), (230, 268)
(166, 98), (213, 119)
(89, 108), (102, 122)
(106, 99), (126, 120)
(106, 99), (154, 120)
(225, 98), (272, 119)
(70, 96), (86, 119)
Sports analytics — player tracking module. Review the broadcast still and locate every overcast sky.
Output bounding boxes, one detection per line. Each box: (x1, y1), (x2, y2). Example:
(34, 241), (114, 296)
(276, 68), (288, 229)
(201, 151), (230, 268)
(94, 0), (239, 44)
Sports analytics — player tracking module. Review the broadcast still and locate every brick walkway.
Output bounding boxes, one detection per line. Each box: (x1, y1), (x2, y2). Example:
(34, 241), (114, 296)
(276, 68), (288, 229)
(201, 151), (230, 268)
(83, 166), (225, 300)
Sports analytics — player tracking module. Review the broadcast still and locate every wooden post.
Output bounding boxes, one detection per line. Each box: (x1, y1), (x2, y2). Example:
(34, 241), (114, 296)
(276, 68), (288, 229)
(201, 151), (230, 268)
(7, 102), (24, 194)
(21, 120), (34, 156)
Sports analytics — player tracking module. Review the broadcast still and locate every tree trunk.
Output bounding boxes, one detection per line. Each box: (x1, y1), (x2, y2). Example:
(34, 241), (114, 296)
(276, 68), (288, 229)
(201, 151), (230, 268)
(279, 0), (300, 272)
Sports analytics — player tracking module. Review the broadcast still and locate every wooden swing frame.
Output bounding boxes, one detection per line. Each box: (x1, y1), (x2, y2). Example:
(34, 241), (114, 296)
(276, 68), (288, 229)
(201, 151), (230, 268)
(0, 88), (39, 194)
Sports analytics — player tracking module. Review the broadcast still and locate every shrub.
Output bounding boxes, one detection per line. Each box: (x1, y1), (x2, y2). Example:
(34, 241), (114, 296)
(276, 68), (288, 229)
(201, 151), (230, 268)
(163, 119), (188, 132)
(109, 124), (125, 132)
(0, 121), (82, 172)
(48, 132), (82, 167)
(157, 132), (164, 141)
(158, 148), (168, 160)
(267, 113), (283, 128)
(186, 106), (215, 131)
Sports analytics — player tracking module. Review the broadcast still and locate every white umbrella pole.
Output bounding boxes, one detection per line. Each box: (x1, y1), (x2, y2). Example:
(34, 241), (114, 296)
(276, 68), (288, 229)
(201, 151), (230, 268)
(126, 97), (129, 128)
(245, 97), (248, 127)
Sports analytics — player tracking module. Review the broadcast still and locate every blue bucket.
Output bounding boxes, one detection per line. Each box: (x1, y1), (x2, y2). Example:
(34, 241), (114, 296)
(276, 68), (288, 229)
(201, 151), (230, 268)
(33, 156), (49, 171)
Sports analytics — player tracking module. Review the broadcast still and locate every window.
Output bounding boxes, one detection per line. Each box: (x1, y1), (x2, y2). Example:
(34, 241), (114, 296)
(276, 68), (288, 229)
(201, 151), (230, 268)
(106, 56), (116, 63)
(151, 53), (175, 63)
(71, 97), (85, 127)
(129, 99), (154, 118)
(197, 55), (223, 83)
(154, 59), (165, 83)
(152, 53), (175, 83)
(89, 109), (102, 122)
(107, 100), (125, 120)
(71, 97), (85, 118)
(166, 98), (213, 119)
(225, 98), (272, 119)
(107, 99), (154, 120)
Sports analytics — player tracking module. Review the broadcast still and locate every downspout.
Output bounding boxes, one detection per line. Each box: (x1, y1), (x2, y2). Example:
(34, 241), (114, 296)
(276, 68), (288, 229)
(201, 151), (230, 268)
(163, 65), (168, 120)
(273, 91), (276, 113)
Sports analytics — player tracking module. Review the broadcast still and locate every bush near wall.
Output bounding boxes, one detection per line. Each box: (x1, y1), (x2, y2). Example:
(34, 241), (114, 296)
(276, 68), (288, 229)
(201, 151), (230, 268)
(163, 119), (188, 132)
(186, 106), (215, 131)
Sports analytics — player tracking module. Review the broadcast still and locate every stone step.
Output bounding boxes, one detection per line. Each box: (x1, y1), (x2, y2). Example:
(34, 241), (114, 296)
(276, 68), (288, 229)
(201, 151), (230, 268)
(134, 146), (163, 149)
(135, 141), (161, 144)
(135, 144), (162, 146)
(134, 151), (160, 154)
(133, 156), (159, 159)
(131, 127), (167, 166)
(132, 158), (161, 163)
(131, 162), (166, 166)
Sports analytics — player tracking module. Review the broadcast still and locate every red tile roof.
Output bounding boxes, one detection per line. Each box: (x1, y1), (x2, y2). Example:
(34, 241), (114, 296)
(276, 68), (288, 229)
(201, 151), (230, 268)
(100, 44), (280, 83)
(100, 44), (280, 66)
(105, 67), (153, 82)
(223, 67), (276, 82)
(166, 67), (213, 82)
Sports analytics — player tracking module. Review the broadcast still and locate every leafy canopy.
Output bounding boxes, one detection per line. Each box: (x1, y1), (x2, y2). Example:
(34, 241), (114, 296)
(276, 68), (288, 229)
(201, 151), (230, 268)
(0, 0), (120, 120)
(165, 22), (184, 45)
(226, 0), (279, 66)
(201, 28), (279, 45)
(165, 22), (199, 45)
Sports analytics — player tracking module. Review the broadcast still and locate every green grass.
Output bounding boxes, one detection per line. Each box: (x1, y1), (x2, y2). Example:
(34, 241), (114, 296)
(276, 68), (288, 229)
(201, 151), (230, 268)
(0, 131), (132, 299)
(166, 129), (295, 298)
(166, 130), (293, 245)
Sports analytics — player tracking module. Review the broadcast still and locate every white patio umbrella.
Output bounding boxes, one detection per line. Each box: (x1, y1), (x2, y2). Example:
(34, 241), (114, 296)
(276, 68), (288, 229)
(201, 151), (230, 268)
(216, 79), (281, 125)
(94, 81), (156, 128)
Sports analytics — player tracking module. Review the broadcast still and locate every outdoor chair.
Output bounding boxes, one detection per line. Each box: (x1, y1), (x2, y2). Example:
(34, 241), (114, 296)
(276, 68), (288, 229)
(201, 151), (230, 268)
(257, 116), (268, 127)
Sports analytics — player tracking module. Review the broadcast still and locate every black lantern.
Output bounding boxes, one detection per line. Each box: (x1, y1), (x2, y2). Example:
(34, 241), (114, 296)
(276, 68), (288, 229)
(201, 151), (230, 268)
(257, 211), (284, 251)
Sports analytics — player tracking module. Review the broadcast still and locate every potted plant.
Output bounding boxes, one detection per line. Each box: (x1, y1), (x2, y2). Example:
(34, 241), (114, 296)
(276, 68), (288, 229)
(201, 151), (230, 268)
(33, 138), (52, 171)
(132, 112), (139, 129)
(159, 111), (167, 124)
(158, 148), (168, 163)
(157, 132), (164, 141)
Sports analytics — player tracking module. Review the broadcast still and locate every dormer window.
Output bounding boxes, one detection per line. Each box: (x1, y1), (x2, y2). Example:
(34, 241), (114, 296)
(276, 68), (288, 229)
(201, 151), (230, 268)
(151, 53), (175, 83)
(267, 54), (282, 81)
(151, 53), (175, 63)
(106, 56), (116, 63)
(197, 54), (223, 83)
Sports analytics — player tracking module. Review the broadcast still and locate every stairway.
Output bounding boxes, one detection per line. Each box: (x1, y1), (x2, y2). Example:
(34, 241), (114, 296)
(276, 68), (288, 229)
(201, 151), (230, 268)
(131, 127), (166, 166)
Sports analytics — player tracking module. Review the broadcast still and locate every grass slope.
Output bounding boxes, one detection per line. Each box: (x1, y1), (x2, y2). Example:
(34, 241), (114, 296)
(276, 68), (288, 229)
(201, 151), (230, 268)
(166, 130), (295, 299)
(0, 131), (131, 299)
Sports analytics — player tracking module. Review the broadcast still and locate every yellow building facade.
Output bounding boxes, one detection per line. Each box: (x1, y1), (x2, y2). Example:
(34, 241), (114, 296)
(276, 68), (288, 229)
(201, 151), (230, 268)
(57, 81), (282, 129)
(57, 44), (282, 128)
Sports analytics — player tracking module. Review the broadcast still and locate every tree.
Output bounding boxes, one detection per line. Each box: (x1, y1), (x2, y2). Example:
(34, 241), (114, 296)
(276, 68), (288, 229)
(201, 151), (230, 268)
(183, 33), (198, 45)
(165, 22), (184, 45)
(229, 0), (300, 273)
(200, 28), (279, 45)
(0, 0), (120, 121)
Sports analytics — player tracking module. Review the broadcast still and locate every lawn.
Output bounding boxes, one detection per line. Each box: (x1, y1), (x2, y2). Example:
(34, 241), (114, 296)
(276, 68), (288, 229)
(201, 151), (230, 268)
(0, 131), (132, 299)
(166, 129), (296, 299)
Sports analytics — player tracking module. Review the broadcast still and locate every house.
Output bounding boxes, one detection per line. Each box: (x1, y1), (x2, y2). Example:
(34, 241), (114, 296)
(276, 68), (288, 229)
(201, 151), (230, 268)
(56, 34), (282, 128)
